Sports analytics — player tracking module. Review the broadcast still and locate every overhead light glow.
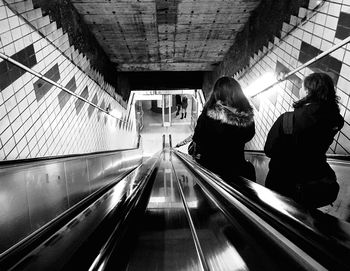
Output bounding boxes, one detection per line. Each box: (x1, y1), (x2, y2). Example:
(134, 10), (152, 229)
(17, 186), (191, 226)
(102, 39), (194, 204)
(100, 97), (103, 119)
(243, 72), (277, 97)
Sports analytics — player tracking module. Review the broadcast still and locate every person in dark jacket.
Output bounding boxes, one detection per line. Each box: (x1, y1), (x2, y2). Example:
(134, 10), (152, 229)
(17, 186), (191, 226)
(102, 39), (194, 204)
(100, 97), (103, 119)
(191, 76), (256, 181)
(264, 72), (344, 206)
(175, 94), (182, 116)
(181, 96), (188, 119)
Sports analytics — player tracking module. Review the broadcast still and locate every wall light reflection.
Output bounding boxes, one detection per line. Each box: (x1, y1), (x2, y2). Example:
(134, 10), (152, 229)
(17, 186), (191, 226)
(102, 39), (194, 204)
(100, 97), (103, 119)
(243, 72), (276, 97)
(254, 187), (291, 216)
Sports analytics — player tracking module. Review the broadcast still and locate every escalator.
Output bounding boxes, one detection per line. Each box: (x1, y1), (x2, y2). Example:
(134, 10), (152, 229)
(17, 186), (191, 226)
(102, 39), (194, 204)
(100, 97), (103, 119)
(2, 140), (350, 270)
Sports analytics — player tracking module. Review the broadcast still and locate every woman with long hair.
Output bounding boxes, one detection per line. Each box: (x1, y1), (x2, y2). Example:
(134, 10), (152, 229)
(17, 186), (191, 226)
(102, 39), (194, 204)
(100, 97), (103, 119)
(264, 72), (344, 207)
(191, 76), (256, 181)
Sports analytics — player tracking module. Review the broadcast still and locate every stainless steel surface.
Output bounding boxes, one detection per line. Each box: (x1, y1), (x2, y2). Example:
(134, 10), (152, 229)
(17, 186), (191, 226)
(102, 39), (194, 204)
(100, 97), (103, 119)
(9, 154), (159, 271)
(245, 151), (350, 221)
(176, 150), (350, 270)
(5, 149), (350, 270)
(126, 149), (313, 271)
(0, 171), (31, 253)
(0, 148), (142, 255)
(26, 163), (68, 231)
(126, 151), (202, 271)
(65, 159), (90, 206)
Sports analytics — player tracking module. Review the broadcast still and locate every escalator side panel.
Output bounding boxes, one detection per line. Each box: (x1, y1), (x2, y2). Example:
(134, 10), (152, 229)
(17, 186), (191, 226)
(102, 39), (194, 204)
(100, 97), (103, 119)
(6, 155), (157, 270)
(0, 148), (142, 255)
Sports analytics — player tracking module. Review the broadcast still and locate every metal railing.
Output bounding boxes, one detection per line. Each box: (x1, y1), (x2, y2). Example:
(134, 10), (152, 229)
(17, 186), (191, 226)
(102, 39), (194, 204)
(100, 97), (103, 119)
(0, 51), (128, 124)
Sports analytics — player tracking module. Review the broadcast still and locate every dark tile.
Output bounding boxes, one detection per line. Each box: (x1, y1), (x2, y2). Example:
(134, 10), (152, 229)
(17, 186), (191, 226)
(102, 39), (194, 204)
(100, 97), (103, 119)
(289, 74), (302, 98)
(0, 61), (8, 75)
(335, 25), (350, 40)
(298, 42), (342, 85)
(65, 76), (77, 92)
(275, 61), (290, 75)
(80, 87), (89, 99)
(88, 93), (98, 118)
(28, 54), (37, 67)
(58, 90), (70, 110)
(33, 64), (60, 102)
(59, 76), (77, 109)
(0, 72), (11, 91)
(75, 86), (89, 115)
(100, 100), (105, 111)
(8, 66), (22, 83)
(75, 99), (84, 115)
(338, 12), (350, 29)
(299, 42), (321, 63)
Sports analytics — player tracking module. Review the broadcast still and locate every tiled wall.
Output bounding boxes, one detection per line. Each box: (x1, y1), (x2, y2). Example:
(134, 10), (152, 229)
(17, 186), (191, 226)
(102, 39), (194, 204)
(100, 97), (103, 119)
(0, 0), (137, 160)
(236, 0), (350, 154)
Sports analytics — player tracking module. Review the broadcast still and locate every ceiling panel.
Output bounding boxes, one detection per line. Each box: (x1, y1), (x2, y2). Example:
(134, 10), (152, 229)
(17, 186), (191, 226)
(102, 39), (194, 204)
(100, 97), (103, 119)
(71, 0), (260, 71)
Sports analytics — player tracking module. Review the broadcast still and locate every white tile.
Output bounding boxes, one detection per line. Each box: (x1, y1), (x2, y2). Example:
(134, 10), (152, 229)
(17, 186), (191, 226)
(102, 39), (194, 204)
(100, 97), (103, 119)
(328, 3), (341, 17)
(8, 15), (19, 29)
(311, 35), (322, 48)
(325, 15), (338, 30)
(19, 145), (30, 159)
(341, 4), (350, 13)
(3, 43), (15, 55)
(309, 0), (321, 9)
(315, 13), (327, 25)
(321, 40), (333, 51)
(340, 63), (350, 78)
(344, 50), (350, 66)
(337, 89), (349, 106)
(337, 76), (350, 94)
(303, 31), (312, 43)
(0, 126), (12, 145)
(313, 23), (325, 37)
(323, 27), (335, 42)
(0, 18), (10, 34)
(1, 30), (12, 46)
(8, 106), (20, 124)
(14, 38), (24, 52)
(331, 47), (345, 61)
(14, 126), (25, 144)
(11, 27), (22, 40)
(0, 6), (6, 20)
(3, 137), (16, 159)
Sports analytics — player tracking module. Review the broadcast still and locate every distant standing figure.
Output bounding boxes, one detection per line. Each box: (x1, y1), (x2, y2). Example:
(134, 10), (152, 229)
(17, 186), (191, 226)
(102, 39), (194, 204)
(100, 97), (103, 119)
(175, 94), (182, 116)
(191, 76), (256, 181)
(264, 72), (344, 208)
(181, 96), (188, 119)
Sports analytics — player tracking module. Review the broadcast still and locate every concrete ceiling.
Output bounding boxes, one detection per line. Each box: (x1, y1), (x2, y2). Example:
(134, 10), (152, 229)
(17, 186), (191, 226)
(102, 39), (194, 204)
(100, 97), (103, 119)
(71, 0), (261, 72)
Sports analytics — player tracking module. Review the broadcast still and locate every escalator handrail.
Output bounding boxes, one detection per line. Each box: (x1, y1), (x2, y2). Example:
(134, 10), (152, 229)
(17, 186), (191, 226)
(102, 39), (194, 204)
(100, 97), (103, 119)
(0, 135), (142, 167)
(174, 149), (350, 270)
(88, 152), (161, 271)
(245, 150), (350, 162)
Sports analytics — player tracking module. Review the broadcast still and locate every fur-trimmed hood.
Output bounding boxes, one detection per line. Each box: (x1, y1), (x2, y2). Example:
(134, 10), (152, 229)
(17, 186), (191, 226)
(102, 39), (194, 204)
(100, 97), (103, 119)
(206, 101), (254, 127)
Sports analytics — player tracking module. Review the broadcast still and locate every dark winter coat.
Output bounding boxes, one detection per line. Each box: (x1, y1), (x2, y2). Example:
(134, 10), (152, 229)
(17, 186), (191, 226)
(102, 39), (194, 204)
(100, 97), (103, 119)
(175, 95), (182, 105)
(182, 96), (188, 109)
(192, 101), (255, 181)
(264, 102), (344, 198)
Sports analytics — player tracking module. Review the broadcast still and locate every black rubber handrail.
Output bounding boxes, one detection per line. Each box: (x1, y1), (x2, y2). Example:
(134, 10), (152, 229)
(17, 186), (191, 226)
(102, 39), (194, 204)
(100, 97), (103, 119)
(174, 149), (350, 270)
(0, 135), (141, 167)
(88, 153), (161, 271)
(245, 150), (350, 162)
(0, 167), (137, 270)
